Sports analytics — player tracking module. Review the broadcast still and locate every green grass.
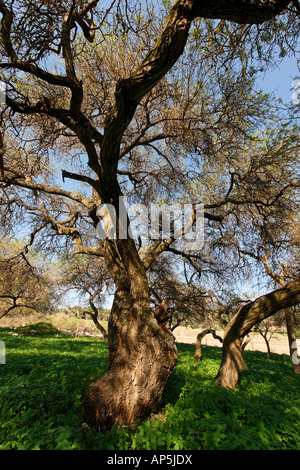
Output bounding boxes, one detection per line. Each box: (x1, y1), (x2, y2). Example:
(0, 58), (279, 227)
(0, 326), (299, 450)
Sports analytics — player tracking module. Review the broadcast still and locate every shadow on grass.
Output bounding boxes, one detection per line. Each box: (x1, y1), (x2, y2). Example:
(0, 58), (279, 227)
(0, 331), (108, 397)
(1, 333), (299, 450)
(158, 343), (300, 450)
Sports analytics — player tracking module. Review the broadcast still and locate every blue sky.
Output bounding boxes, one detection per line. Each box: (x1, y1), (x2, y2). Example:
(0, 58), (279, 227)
(256, 54), (299, 104)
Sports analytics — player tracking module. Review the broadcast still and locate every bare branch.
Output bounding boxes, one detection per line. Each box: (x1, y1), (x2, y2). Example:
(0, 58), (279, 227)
(1, 170), (91, 207)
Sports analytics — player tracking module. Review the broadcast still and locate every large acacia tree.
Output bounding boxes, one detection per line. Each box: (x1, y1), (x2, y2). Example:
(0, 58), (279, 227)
(1, 0), (300, 430)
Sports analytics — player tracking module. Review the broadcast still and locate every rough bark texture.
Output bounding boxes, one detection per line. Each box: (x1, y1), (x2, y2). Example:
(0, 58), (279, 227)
(81, 0), (295, 427)
(82, 238), (178, 432)
(215, 337), (248, 388)
(194, 328), (223, 362)
(82, 290), (177, 432)
(216, 277), (300, 388)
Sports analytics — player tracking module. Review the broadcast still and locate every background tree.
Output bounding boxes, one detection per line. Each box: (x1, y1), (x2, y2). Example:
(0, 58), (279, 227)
(215, 171), (300, 371)
(254, 317), (279, 358)
(148, 254), (213, 331)
(215, 276), (300, 388)
(194, 328), (223, 362)
(58, 253), (111, 341)
(0, 238), (57, 320)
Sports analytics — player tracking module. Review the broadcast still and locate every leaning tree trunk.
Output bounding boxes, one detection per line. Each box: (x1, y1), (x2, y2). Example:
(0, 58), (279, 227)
(82, 238), (178, 432)
(215, 277), (300, 388)
(89, 313), (108, 343)
(86, 297), (108, 343)
(194, 329), (223, 362)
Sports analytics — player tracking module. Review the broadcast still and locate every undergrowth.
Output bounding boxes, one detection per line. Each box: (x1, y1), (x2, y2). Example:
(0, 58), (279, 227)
(0, 325), (299, 450)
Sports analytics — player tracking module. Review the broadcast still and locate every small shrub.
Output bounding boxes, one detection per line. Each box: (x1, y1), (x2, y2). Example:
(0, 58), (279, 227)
(13, 322), (61, 337)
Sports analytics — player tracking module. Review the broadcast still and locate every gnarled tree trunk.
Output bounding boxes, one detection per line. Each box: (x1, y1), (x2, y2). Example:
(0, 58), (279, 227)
(216, 277), (300, 388)
(82, 238), (178, 432)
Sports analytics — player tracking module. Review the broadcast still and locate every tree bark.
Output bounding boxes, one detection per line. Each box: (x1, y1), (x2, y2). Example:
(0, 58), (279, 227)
(194, 328), (223, 362)
(82, 287), (178, 432)
(82, 238), (178, 432)
(192, 0), (291, 24)
(223, 243), (300, 372)
(215, 277), (300, 388)
(215, 337), (248, 388)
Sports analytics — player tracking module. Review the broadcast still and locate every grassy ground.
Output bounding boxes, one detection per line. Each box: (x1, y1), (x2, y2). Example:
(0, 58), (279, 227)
(0, 312), (108, 338)
(0, 323), (299, 450)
